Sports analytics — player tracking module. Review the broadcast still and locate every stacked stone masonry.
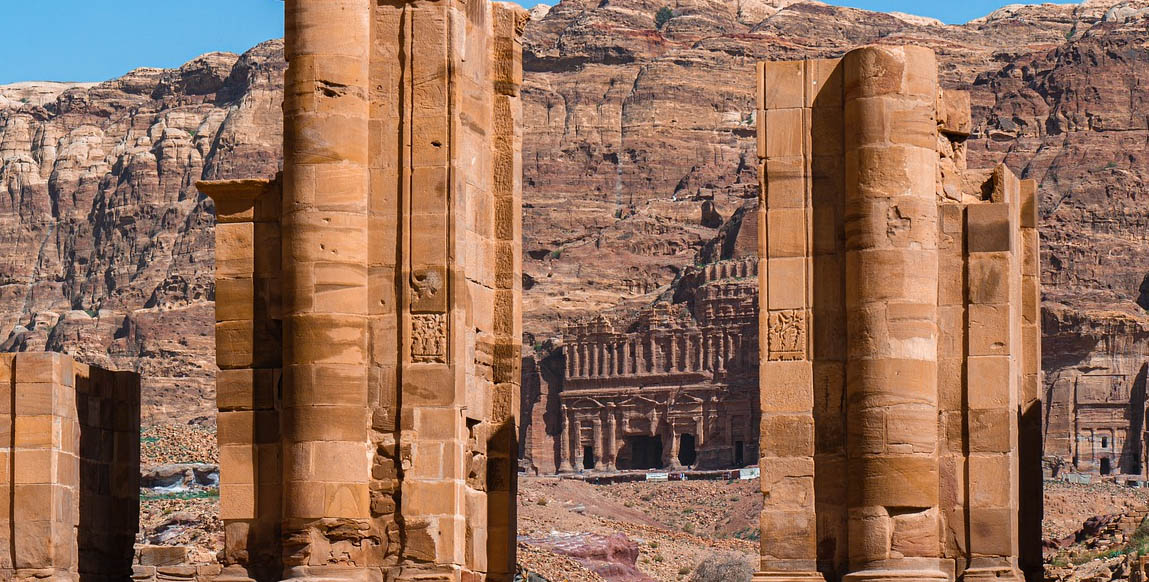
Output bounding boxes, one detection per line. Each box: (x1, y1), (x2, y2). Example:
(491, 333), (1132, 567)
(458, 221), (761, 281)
(0, 352), (141, 582)
(200, 0), (526, 581)
(754, 46), (1043, 582)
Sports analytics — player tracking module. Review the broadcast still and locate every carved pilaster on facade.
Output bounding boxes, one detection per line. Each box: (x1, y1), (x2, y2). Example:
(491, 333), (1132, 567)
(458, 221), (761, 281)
(755, 55), (824, 582)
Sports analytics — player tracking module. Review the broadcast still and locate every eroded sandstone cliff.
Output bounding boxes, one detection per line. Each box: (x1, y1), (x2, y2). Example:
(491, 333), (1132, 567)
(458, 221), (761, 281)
(0, 42), (284, 422)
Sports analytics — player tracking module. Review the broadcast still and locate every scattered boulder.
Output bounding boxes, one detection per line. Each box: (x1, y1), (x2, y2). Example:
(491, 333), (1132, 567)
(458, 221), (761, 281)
(521, 532), (653, 582)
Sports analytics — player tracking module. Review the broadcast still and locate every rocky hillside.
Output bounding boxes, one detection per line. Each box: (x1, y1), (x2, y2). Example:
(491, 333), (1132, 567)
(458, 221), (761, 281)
(1, 0), (1148, 423)
(0, 44), (284, 422)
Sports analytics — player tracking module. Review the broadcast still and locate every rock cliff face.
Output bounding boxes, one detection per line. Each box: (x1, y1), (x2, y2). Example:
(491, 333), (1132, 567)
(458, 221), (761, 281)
(0, 42), (284, 422)
(1, 0), (1148, 429)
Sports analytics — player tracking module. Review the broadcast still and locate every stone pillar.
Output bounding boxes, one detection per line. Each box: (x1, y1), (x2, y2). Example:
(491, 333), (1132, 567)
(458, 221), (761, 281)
(622, 341), (632, 375)
(716, 334), (727, 373)
(1018, 178), (1044, 581)
(842, 46), (945, 582)
(558, 405), (573, 473)
(204, 1), (526, 579)
(963, 167), (1023, 582)
(693, 335), (703, 371)
(607, 343), (616, 377)
(566, 344), (575, 378)
(592, 420), (604, 470)
(756, 46), (1038, 582)
(649, 336), (660, 373)
(668, 423), (682, 469)
(592, 343), (601, 378)
(754, 56), (823, 582)
(202, 179), (283, 582)
(606, 406), (619, 470)
(572, 417), (584, 470)
(578, 344), (587, 378)
(280, 2), (373, 579)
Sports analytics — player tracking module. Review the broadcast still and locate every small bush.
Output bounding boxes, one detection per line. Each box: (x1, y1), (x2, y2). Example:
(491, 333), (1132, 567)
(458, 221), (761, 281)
(536, 497), (548, 506)
(690, 552), (754, 582)
(140, 489), (219, 502)
(655, 6), (673, 29)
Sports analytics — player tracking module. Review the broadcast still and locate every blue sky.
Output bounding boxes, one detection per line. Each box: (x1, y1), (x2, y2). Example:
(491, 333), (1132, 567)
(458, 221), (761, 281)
(1, 0), (1075, 85)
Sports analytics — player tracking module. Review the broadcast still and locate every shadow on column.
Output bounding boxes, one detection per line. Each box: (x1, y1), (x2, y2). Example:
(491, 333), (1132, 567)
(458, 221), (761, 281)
(1019, 374), (1053, 582)
(77, 368), (140, 582)
(1121, 365), (1147, 475)
(488, 418), (519, 581)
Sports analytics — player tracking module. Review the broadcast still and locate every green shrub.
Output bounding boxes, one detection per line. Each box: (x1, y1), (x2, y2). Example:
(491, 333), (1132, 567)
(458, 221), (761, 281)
(655, 6), (673, 29)
(140, 489), (219, 502)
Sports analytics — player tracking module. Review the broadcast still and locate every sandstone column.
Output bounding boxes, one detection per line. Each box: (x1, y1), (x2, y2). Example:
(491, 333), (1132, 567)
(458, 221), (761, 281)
(559, 405), (574, 473)
(606, 405), (619, 470)
(1018, 178), (1044, 580)
(572, 417), (585, 469)
(204, 0), (526, 579)
(566, 345), (575, 378)
(592, 419), (604, 469)
(842, 46), (945, 582)
(963, 167), (1023, 582)
(281, 1), (372, 579)
(202, 178), (284, 582)
(754, 57), (824, 582)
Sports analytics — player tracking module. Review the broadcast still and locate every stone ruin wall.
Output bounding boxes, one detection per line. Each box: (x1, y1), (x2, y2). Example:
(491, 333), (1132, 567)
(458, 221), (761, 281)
(0, 352), (140, 582)
(752, 46), (1042, 582)
(201, 0), (526, 580)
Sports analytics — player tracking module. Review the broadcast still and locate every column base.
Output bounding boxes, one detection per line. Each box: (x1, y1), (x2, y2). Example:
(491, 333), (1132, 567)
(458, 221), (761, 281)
(215, 565), (257, 582)
(962, 566), (1023, 582)
(753, 571), (827, 582)
(280, 566), (378, 582)
(844, 569), (949, 582)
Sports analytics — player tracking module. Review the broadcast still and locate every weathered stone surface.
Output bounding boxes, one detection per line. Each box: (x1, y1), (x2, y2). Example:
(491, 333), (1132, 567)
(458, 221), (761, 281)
(202, 1), (526, 580)
(753, 46), (1040, 582)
